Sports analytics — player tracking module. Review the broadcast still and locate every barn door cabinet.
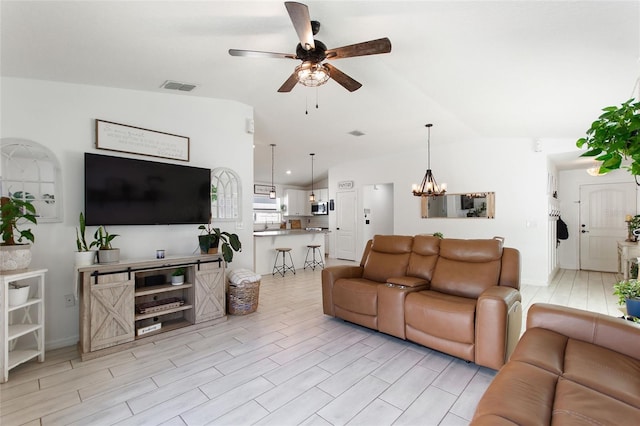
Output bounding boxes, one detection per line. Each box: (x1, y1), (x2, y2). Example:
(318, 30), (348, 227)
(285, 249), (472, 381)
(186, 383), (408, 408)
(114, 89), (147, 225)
(78, 254), (225, 360)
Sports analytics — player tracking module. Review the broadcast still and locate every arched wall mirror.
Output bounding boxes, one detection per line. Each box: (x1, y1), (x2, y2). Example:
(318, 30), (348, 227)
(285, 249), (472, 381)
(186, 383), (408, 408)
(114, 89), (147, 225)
(420, 192), (495, 219)
(1, 138), (63, 223)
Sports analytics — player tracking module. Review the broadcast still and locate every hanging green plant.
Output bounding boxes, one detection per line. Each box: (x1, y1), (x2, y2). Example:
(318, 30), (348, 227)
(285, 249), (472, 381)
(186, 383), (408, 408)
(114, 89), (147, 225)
(576, 98), (640, 179)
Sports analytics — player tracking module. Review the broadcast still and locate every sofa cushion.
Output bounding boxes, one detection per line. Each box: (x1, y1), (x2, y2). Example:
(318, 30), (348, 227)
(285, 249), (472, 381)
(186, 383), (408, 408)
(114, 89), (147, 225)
(430, 239), (502, 298)
(362, 235), (413, 283)
(406, 234), (440, 281)
(333, 278), (379, 316)
(404, 290), (476, 344)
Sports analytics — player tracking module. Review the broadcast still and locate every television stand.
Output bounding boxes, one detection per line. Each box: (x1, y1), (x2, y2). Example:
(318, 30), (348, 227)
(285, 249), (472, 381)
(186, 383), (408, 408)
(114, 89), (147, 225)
(77, 254), (225, 360)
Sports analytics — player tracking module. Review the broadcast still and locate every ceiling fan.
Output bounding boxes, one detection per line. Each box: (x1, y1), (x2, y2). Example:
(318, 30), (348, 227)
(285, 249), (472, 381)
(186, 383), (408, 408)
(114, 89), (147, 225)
(229, 1), (392, 92)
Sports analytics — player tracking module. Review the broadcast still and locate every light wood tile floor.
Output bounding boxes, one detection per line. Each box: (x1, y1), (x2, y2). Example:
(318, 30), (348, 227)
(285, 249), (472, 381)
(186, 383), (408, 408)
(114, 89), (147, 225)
(0, 262), (623, 426)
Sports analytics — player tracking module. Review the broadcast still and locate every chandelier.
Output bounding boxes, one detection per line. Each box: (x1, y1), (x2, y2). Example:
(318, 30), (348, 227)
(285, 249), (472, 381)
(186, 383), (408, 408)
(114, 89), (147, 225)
(269, 144), (276, 199)
(309, 153), (316, 202)
(296, 62), (330, 87)
(412, 123), (447, 197)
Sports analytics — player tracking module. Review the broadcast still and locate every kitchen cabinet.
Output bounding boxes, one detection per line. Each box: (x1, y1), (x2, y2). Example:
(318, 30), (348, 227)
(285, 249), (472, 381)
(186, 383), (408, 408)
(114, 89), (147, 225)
(1, 269), (47, 383)
(317, 188), (329, 202)
(284, 189), (310, 216)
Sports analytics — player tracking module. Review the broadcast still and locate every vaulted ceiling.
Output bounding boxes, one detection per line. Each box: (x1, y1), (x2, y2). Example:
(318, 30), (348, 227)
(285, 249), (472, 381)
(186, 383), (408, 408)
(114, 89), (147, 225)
(2, 1), (638, 186)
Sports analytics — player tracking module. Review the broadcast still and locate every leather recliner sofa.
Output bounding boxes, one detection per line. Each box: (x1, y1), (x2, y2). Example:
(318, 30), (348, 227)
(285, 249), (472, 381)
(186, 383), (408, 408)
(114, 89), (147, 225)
(471, 303), (640, 425)
(321, 234), (522, 370)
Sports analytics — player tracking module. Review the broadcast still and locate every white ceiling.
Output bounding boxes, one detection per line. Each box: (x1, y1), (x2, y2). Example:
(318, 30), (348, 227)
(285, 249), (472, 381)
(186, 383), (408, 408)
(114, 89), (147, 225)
(2, 1), (639, 186)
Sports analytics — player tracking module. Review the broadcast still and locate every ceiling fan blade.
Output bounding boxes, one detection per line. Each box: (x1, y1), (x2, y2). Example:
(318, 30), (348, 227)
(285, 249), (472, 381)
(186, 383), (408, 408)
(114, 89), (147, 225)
(229, 49), (296, 59)
(278, 73), (299, 92)
(325, 63), (362, 92)
(285, 2), (315, 51)
(325, 37), (392, 60)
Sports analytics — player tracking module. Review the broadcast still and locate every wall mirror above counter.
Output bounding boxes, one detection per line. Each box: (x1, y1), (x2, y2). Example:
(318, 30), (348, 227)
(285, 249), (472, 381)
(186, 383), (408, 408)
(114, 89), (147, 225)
(420, 192), (495, 219)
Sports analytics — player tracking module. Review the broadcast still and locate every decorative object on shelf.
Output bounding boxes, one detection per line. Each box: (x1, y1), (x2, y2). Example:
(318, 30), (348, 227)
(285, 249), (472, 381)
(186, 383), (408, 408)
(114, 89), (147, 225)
(309, 153), (316, 202)
(96, 119), (190, 162)
(269, 144), (277, 199)
(0, 192), (37, 271)
(613, 278), (640, 318)
(91, 226), (120, 264)
(625, 214), (640, 242)
(198, 221), (242, 263)
(412, 124), (447, 197)
(576, 98), (640, 182)
(75, 212), (95, 266)
(171, 268), (185, 285)
(8, 282), (30, 306)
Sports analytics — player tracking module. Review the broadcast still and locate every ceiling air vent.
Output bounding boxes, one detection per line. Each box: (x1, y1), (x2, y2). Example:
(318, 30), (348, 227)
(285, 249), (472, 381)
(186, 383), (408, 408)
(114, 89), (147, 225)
(348, 130), (365, 137)
(161, 80), (197, 92)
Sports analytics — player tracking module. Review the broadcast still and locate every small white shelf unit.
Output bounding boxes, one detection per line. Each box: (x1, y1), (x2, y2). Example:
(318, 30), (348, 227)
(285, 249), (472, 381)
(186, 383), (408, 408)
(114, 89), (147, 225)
(1, 268), (47, 383)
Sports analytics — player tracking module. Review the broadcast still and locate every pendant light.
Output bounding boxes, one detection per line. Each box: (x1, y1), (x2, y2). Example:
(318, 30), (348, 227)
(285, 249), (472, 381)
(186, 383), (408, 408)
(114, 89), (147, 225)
(412, 123), (447, 197)
(309, 153), (316, 202)
(269, 144), (276, 199)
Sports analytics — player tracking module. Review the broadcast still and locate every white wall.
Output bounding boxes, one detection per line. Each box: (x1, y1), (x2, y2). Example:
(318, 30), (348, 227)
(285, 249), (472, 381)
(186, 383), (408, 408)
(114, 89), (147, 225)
(328, 136), (550, 285)
(1, 77), (254, 349)
(557, 168), (638, 269)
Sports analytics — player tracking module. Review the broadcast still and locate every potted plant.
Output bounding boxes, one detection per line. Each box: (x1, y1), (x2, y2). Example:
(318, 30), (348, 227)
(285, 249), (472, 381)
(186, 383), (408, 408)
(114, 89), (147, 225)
(171, 267), (185, 285)
(576, 98), (640, 178)
(75, 212), (96, 266)
(90, 226), (120, 264)
(198, 222), (242, 263)
(613, 278), (640, 318)
(0, 193), (37, 271)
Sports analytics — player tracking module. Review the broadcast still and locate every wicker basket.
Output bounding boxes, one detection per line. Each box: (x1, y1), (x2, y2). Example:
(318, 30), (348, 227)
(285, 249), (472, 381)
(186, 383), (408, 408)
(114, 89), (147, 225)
(228, 280), (260, 315)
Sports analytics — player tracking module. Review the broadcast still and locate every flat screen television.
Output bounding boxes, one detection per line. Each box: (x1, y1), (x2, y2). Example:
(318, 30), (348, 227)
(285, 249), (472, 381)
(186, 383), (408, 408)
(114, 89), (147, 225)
(84, 153), (211, 225)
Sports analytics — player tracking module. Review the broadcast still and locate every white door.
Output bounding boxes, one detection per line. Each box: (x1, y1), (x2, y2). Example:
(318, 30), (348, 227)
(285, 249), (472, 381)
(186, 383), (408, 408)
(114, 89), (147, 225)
(336, 190), (357, 260)
(579, 183), (636, 271)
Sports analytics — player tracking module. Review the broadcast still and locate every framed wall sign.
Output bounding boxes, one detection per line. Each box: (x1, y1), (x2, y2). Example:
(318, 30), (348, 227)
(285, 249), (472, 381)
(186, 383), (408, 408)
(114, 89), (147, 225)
(254, 184), (273, 195)
(338, 180), (354, 190)
(96, 119), (190, 161)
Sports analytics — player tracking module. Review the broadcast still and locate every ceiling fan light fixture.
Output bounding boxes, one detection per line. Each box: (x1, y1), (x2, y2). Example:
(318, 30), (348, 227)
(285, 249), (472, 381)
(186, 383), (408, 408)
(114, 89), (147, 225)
(296, 62), (330, 87)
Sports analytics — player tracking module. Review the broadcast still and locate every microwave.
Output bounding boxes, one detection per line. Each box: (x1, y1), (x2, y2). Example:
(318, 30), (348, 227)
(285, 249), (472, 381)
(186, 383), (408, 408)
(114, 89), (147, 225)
(311, 202), (328, 215)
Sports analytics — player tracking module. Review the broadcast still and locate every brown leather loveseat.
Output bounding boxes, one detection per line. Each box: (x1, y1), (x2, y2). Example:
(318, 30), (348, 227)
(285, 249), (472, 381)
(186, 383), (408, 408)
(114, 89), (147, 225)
(471, 303), (640, 425)
(322, 234), (521, 370)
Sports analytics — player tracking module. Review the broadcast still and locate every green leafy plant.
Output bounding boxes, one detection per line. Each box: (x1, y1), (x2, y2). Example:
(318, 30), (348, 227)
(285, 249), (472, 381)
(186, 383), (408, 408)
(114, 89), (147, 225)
(576, 98), (640, 177)
(76, 212), (90, 251)
(0, 193), (37, 245)
(90, 226), (119, 250)
(432, 232), (444, 239)
(198, 223), (242, 263)
(172, 267), (185, 277)
(613, 279), (640, 305)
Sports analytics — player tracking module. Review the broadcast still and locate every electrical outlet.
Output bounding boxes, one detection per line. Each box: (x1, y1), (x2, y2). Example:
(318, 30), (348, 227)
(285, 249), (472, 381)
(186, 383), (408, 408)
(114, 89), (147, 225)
(64, 294), (75, 307)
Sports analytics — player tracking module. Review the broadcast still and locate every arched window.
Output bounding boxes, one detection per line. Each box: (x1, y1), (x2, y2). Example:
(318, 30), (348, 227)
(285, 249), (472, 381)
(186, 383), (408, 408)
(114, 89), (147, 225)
(210, 167), (241, 221)
(1, 138), (63, 223)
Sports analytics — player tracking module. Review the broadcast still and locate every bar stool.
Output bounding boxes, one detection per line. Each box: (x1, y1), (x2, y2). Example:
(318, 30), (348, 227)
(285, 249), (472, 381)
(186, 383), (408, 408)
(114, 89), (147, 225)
(273, 248), (296, 277)
(304, 244), (324, 270)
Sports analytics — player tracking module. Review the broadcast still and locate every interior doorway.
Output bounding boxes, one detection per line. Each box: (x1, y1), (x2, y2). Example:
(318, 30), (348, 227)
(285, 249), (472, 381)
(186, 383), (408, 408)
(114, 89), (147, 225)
(579, 182), (637, 272)
(362, 183), (394, 248)
(336, 190), (357, 260)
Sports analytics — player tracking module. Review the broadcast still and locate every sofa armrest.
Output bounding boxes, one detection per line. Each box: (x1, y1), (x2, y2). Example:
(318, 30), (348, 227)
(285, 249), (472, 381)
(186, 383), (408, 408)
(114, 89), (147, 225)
(322, 265), (364, 316)
(475, 286), (523, 370)
(387, 276), (429, 288)
(527, 303), (640, 361)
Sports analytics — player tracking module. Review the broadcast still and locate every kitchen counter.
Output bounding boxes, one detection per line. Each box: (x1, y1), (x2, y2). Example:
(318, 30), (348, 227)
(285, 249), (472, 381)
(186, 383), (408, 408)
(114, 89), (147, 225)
(253, 228), (328, 275)
(253, 228), (328, 237)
